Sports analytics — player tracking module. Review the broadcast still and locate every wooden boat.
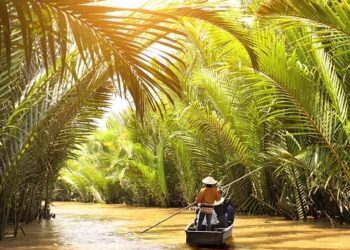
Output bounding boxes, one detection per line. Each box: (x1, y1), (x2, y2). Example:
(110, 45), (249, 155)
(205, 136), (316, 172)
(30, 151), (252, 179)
(185, 223), (233, 246)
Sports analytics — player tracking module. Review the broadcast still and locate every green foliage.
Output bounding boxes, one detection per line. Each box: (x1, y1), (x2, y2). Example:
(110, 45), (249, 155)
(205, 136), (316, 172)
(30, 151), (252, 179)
(59, 0), (350, 225)
(157, 140), (169, 205)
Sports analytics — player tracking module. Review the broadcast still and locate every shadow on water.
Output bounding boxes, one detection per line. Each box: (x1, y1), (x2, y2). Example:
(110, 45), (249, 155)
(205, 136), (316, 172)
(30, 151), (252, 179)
(0, 202), (349, 250)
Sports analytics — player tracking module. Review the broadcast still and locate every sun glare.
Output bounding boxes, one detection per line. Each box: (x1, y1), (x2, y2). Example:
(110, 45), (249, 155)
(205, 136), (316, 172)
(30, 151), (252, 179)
(104, 0), (241, 8)
(103, 0), (149, 8)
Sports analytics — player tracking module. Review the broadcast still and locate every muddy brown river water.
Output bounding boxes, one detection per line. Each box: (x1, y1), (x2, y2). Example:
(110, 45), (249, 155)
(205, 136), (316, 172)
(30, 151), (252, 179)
(0, 202), (349, 249)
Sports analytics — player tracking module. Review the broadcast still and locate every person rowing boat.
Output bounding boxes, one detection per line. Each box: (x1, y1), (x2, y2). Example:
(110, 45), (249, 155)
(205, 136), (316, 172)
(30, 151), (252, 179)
(185, 176), (233, 245)
(194, 176), (221, 231)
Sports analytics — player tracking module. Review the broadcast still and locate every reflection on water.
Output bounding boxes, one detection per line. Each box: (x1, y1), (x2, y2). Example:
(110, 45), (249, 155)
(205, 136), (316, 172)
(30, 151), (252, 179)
(0, 202), (349, 250)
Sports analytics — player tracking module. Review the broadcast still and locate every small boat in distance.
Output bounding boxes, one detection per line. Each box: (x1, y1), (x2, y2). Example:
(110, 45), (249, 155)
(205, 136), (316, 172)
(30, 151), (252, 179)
(185, 223), (233, 246)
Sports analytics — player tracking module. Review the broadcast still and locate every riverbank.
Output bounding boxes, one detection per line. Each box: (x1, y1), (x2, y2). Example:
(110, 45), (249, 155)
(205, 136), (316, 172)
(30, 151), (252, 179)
(0, 202), (349, 249)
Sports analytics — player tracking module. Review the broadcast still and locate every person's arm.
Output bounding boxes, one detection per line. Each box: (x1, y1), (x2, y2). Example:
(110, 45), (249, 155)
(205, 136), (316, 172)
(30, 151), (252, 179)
(195, 189), (204, 204)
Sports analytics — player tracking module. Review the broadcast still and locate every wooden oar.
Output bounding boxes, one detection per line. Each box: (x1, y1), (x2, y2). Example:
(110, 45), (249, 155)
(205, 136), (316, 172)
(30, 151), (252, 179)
(140, 202), (196, 233)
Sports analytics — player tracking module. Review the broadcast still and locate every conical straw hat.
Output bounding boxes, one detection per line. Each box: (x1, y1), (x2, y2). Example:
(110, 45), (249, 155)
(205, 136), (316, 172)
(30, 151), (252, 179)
(202, 176), (217, 185)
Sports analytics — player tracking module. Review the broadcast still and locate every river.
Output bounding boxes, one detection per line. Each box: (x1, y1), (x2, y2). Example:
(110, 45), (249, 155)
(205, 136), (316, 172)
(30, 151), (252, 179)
(0, 202), (349, 249)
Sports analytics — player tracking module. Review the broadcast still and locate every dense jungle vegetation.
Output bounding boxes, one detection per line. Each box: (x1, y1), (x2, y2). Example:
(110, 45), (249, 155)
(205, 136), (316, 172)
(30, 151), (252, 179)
(1, 0), (350, 241)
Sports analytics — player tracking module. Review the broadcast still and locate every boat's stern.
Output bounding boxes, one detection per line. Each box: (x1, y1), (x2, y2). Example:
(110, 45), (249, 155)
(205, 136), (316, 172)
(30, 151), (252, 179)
(185, 224), (225, 246)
